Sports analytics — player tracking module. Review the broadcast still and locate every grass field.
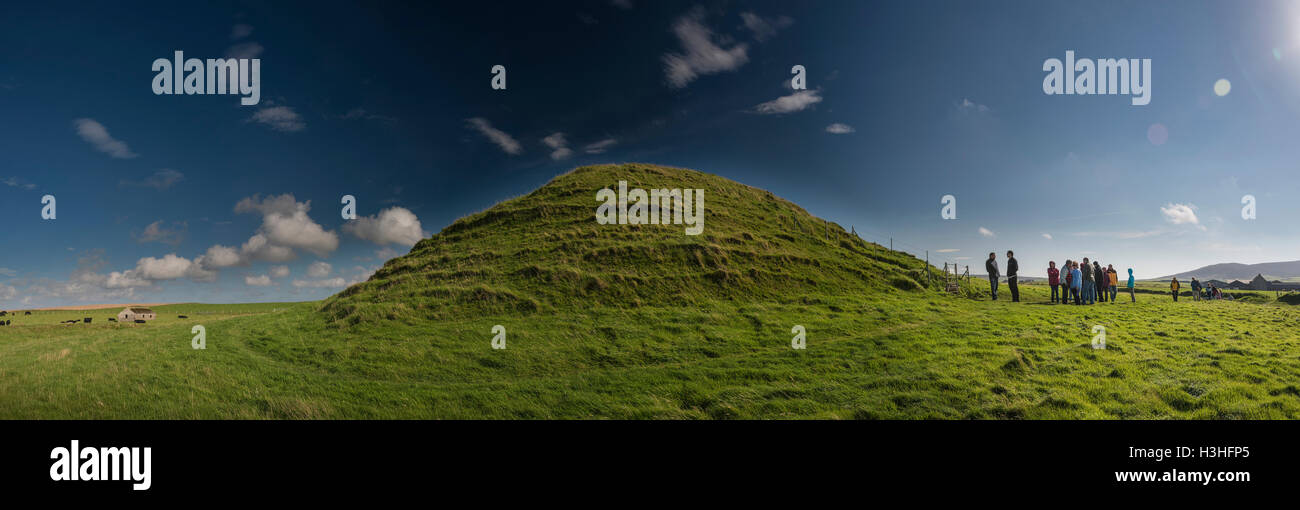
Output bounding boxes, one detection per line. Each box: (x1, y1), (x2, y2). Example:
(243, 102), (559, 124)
(3, 164), (1299, 419)
(3, 287), (1298, 419)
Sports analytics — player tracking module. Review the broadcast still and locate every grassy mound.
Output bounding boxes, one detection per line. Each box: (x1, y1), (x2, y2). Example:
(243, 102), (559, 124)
(322, 163), (930, 324)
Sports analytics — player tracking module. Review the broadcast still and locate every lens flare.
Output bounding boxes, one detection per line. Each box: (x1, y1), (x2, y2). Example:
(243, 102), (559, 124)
(1214, 78), (1231, 96)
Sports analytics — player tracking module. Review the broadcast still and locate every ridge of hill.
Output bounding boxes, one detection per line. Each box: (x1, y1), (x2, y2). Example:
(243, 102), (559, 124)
(321, 163), (933, 323)
(1157, 260), (1300, 282)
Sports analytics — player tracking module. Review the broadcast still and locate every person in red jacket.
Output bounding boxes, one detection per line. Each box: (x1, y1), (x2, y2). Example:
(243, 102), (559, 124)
(1047, 261), (1060, 304)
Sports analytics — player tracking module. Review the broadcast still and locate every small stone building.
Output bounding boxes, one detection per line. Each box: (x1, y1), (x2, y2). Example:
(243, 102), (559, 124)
(117, 307), (156, 322)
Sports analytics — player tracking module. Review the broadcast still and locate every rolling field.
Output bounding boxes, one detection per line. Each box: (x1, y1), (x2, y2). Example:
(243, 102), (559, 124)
(1, 287), (1298, 419)
(3, 164), (1299, 419)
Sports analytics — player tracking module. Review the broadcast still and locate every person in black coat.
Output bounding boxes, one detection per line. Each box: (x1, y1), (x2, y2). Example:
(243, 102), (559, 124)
(1093, 262), (1105, 303)
(985, 252), (999, 300)
(1005, 250), (1019, 302)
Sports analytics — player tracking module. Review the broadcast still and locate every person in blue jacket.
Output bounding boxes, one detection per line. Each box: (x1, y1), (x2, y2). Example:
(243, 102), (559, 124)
(1070, 261), (1083, 305)
(1126, 268), (1135, 302)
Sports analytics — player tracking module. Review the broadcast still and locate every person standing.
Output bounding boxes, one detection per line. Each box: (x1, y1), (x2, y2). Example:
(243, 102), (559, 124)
(1081, 257), (1094, 304)
(1047, 261), (1060, 304)
(1097, 262), (1107, 303)
(1063, 259), (1074, 304)
(1006, 250), (1020, 302)
(1190, 278), (1201, 301)
(1107, 264), (1118, 302)
(986, 252), (999, 301)
(1071, 261), (1083, 305)
(1126, 268), (1136, 302)
(1170, 277), (1181, 301)
(1096, 261), (1106, 303)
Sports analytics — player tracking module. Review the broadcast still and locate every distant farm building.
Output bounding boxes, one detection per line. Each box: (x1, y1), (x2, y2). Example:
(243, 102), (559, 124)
(1199, 275), (1300, 292)
(117, 307), (156, 322)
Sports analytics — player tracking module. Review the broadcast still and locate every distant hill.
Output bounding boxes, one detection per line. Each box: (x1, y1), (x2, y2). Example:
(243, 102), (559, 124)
(1157, 260), (1300, 282)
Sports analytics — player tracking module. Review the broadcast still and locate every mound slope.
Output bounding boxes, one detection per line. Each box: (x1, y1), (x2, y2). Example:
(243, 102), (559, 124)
(322, 163), (930, 323)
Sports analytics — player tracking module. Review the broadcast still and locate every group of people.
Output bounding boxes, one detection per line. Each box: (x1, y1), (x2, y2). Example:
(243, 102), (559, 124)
(983, 252), (1241, 304)
(985, 252), (1134, 305)
(1045, 258), (1132, 305)
(1172, 277), (1229, 301)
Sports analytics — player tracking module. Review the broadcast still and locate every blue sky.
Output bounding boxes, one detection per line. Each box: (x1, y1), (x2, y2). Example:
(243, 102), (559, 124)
(3, 0), (1300, 307)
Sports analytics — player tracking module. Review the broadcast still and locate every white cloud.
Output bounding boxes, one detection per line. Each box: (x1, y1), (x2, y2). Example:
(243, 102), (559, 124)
(1041, 233), (1053, 240)
(825, 123), (854, 134)
(73, 118), (137, 158)
(250, 106), (305, 132)
(120, 169), (185, 191)
(978, 227), (995, 238)
(1160, 203), (1204, 230)
(143, 169), (185, 190)
(307, 261), (332, 278)
(201, 245), (243, 268)
(936, 248), (959, 253)
(224, 41), (264, 59)
(245, 274), (273, 286)
(343, 206), (427, 246)
(135, 220), (187, 246)
(104, 270), (151, 289)
(235, 194), (340, 257)
(240, 234), (297, 262)
(339, 107), (396, 122)
(3, 176), (37, 190)
(957, 98), (990, 113)
(662, 7), (749, 88)
(292, 277), (347, 288)
(752, 90), (822, 114)
(134, 254), (195, 280)
(584, 138), (618, 154)
(542, 132), (573, 160)
(269, 265), (290, 278)
(465, 117), (522, 155)
(739, 12), (793, 42)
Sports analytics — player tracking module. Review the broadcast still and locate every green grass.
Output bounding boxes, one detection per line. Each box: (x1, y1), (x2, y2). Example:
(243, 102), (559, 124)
(2, 163), (1299, 419)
